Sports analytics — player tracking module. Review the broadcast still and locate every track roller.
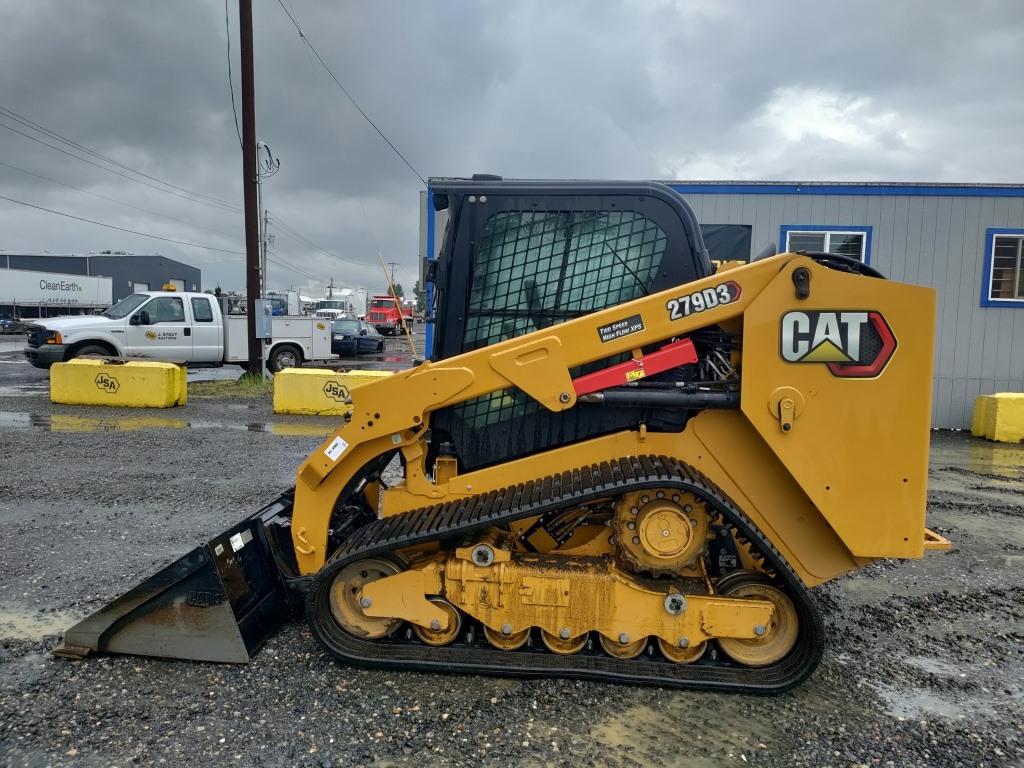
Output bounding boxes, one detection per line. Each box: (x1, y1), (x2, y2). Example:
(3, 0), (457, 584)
(599, 634), (647, 659)
(657, 637), (707, 664)
(412, 597), (462, 646)
(540, 629), (588, 655)
(483, 625), (530, 651)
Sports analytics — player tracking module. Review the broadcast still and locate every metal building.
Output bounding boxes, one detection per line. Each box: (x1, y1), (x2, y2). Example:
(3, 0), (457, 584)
(0, 252), (201, 315)
(670, 182), (1024, 430)
(420, 181), (1024, 430)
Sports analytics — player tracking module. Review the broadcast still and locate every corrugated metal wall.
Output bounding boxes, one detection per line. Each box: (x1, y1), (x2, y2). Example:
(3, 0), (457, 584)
(677, 192), (1024, 429)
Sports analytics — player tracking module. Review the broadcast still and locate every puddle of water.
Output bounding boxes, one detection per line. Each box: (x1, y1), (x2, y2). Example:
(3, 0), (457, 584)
(0, 387), (46, 397)
(902, 655), (965, 677)
(0, 410), (334, 437)
(930, 436), (1024, 481)
(591, 702), (769, 766)
(872, 684), (990, 720)
(0, 608), (81, 641)
(246, 421), (334, 436)
(186, 367), (246, 383)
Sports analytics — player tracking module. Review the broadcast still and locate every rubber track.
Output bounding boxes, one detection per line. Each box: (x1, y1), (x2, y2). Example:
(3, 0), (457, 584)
(306, 455), (825, 693)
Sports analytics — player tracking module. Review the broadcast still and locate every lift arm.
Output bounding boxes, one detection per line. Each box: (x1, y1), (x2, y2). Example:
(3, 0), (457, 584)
(290, 255), (793, 574)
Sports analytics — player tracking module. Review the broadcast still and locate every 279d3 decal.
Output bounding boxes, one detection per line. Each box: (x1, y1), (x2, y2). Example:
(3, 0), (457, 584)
(666, 281), (741, 320)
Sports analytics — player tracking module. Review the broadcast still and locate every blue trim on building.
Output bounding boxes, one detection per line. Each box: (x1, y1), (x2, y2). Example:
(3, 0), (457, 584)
(780, 224), (873, 266)
(425, 188), (436, 356)
(980, 227), (1024, 309)
(670, 183), (1024, 198)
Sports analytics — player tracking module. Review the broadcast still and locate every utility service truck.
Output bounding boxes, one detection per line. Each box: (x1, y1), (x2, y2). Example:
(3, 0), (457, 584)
(24, 288), (335, 372)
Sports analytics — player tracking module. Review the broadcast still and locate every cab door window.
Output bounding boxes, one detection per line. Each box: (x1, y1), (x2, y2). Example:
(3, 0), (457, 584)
(146, 297), (185, 323)
(190, 297), (214, 322)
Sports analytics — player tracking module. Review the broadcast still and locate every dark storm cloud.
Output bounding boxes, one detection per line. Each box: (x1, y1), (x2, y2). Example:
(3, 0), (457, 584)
(0, 0), (1021, 294)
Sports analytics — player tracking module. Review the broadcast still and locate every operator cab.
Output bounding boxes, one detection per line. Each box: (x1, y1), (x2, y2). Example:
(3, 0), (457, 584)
(425, 178), (714, 471)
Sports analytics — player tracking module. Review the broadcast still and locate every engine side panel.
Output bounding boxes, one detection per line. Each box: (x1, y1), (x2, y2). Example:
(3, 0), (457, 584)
(740, 261), (936, 558)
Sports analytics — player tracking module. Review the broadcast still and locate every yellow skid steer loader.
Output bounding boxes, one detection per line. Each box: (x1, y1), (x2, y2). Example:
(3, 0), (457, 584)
(56, 179), (947, 693)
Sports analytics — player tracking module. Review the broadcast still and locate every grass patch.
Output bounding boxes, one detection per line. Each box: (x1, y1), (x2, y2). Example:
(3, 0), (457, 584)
(190, 374), (273, 399)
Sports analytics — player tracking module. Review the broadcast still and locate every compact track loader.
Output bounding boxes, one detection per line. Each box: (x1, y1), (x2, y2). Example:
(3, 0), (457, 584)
(56, 179), (948, 693)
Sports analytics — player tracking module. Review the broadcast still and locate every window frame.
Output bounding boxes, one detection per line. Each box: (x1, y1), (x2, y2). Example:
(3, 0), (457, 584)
(980, 228), (1024, 308)
(780, 225), (873, 264)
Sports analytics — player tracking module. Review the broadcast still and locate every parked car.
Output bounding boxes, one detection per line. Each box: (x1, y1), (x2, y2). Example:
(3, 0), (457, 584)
(331, 318), (384, 356)
(0, 316), (20, 334)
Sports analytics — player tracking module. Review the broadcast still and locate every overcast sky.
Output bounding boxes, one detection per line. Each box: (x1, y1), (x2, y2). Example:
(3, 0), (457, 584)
(0, 0), (1021, 295)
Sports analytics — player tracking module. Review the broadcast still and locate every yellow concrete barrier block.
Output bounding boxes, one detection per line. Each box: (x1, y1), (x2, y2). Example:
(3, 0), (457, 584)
(971, 395), (995, 438)
(972, 393), (1024, 443)
(990, 393), (1024, 443)
(50, 359), (186, 408)
(273, 368), (394, 415)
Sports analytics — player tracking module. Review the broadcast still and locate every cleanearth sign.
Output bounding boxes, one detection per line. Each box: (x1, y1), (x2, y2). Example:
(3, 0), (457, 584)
(0, 268), (113, 307)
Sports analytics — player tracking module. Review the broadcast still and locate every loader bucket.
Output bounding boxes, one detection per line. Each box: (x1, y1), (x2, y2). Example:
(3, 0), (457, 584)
(54, 493), (296, 664)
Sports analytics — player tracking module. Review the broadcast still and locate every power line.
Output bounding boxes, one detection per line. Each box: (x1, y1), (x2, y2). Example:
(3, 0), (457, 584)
(272, 215), (340, 260)
(0, 117), (241, 214)
(0, 158), (243, 242)
(273, 0), (426, 186)
(0, 104), (343, 275)
(0, 105), (242, 211)
(0, 192), (245, 255)
(0, 119), (347, 271)
(224, 0), (243, 149)
(266, 248), (324, 282)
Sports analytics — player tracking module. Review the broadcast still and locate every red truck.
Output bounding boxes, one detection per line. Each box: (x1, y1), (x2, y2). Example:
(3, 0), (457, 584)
(367, 295), (414, 335)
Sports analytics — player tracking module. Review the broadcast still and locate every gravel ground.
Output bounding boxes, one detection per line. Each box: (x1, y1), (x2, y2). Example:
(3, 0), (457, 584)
(0, 347), (1022, 766)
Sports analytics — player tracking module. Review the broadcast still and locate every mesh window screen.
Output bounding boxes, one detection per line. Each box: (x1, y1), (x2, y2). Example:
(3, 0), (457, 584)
(454, 209), (668, 430)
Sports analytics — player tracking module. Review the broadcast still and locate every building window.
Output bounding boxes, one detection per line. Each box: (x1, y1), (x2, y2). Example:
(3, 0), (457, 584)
(982, 228), (1024, 308)
(780, 225), (872, 263)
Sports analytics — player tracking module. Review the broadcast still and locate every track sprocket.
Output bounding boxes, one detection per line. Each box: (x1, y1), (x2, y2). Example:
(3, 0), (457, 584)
(613, 489), (711, 575)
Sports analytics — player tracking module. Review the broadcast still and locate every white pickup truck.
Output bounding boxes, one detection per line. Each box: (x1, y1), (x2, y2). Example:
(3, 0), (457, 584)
(23, 290), (336, 372)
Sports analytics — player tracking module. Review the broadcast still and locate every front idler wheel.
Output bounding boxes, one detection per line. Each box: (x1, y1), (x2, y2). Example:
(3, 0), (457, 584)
(327, 557), (404, 640)
(716, 576), (799, 667)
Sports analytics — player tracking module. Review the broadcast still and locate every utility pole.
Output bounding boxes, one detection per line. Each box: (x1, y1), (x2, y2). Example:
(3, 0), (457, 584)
(387, 262), (399, 285)
(327, 276), (335, 298)
(239, 0), (261, 375)
(260, 208), (270, 296)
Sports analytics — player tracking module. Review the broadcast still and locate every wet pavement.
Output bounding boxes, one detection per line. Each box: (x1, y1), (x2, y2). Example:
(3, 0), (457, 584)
(0, 331), (1022, 767)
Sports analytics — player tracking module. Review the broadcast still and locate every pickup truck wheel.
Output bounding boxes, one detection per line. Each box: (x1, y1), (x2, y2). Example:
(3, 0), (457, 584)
(73, 344), (114, 360)
(268, 344), (301, 373)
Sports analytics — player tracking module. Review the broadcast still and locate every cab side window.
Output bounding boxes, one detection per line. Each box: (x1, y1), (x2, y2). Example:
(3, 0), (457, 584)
(191, 297), (214, 322)
(147, 297), (185, 323)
